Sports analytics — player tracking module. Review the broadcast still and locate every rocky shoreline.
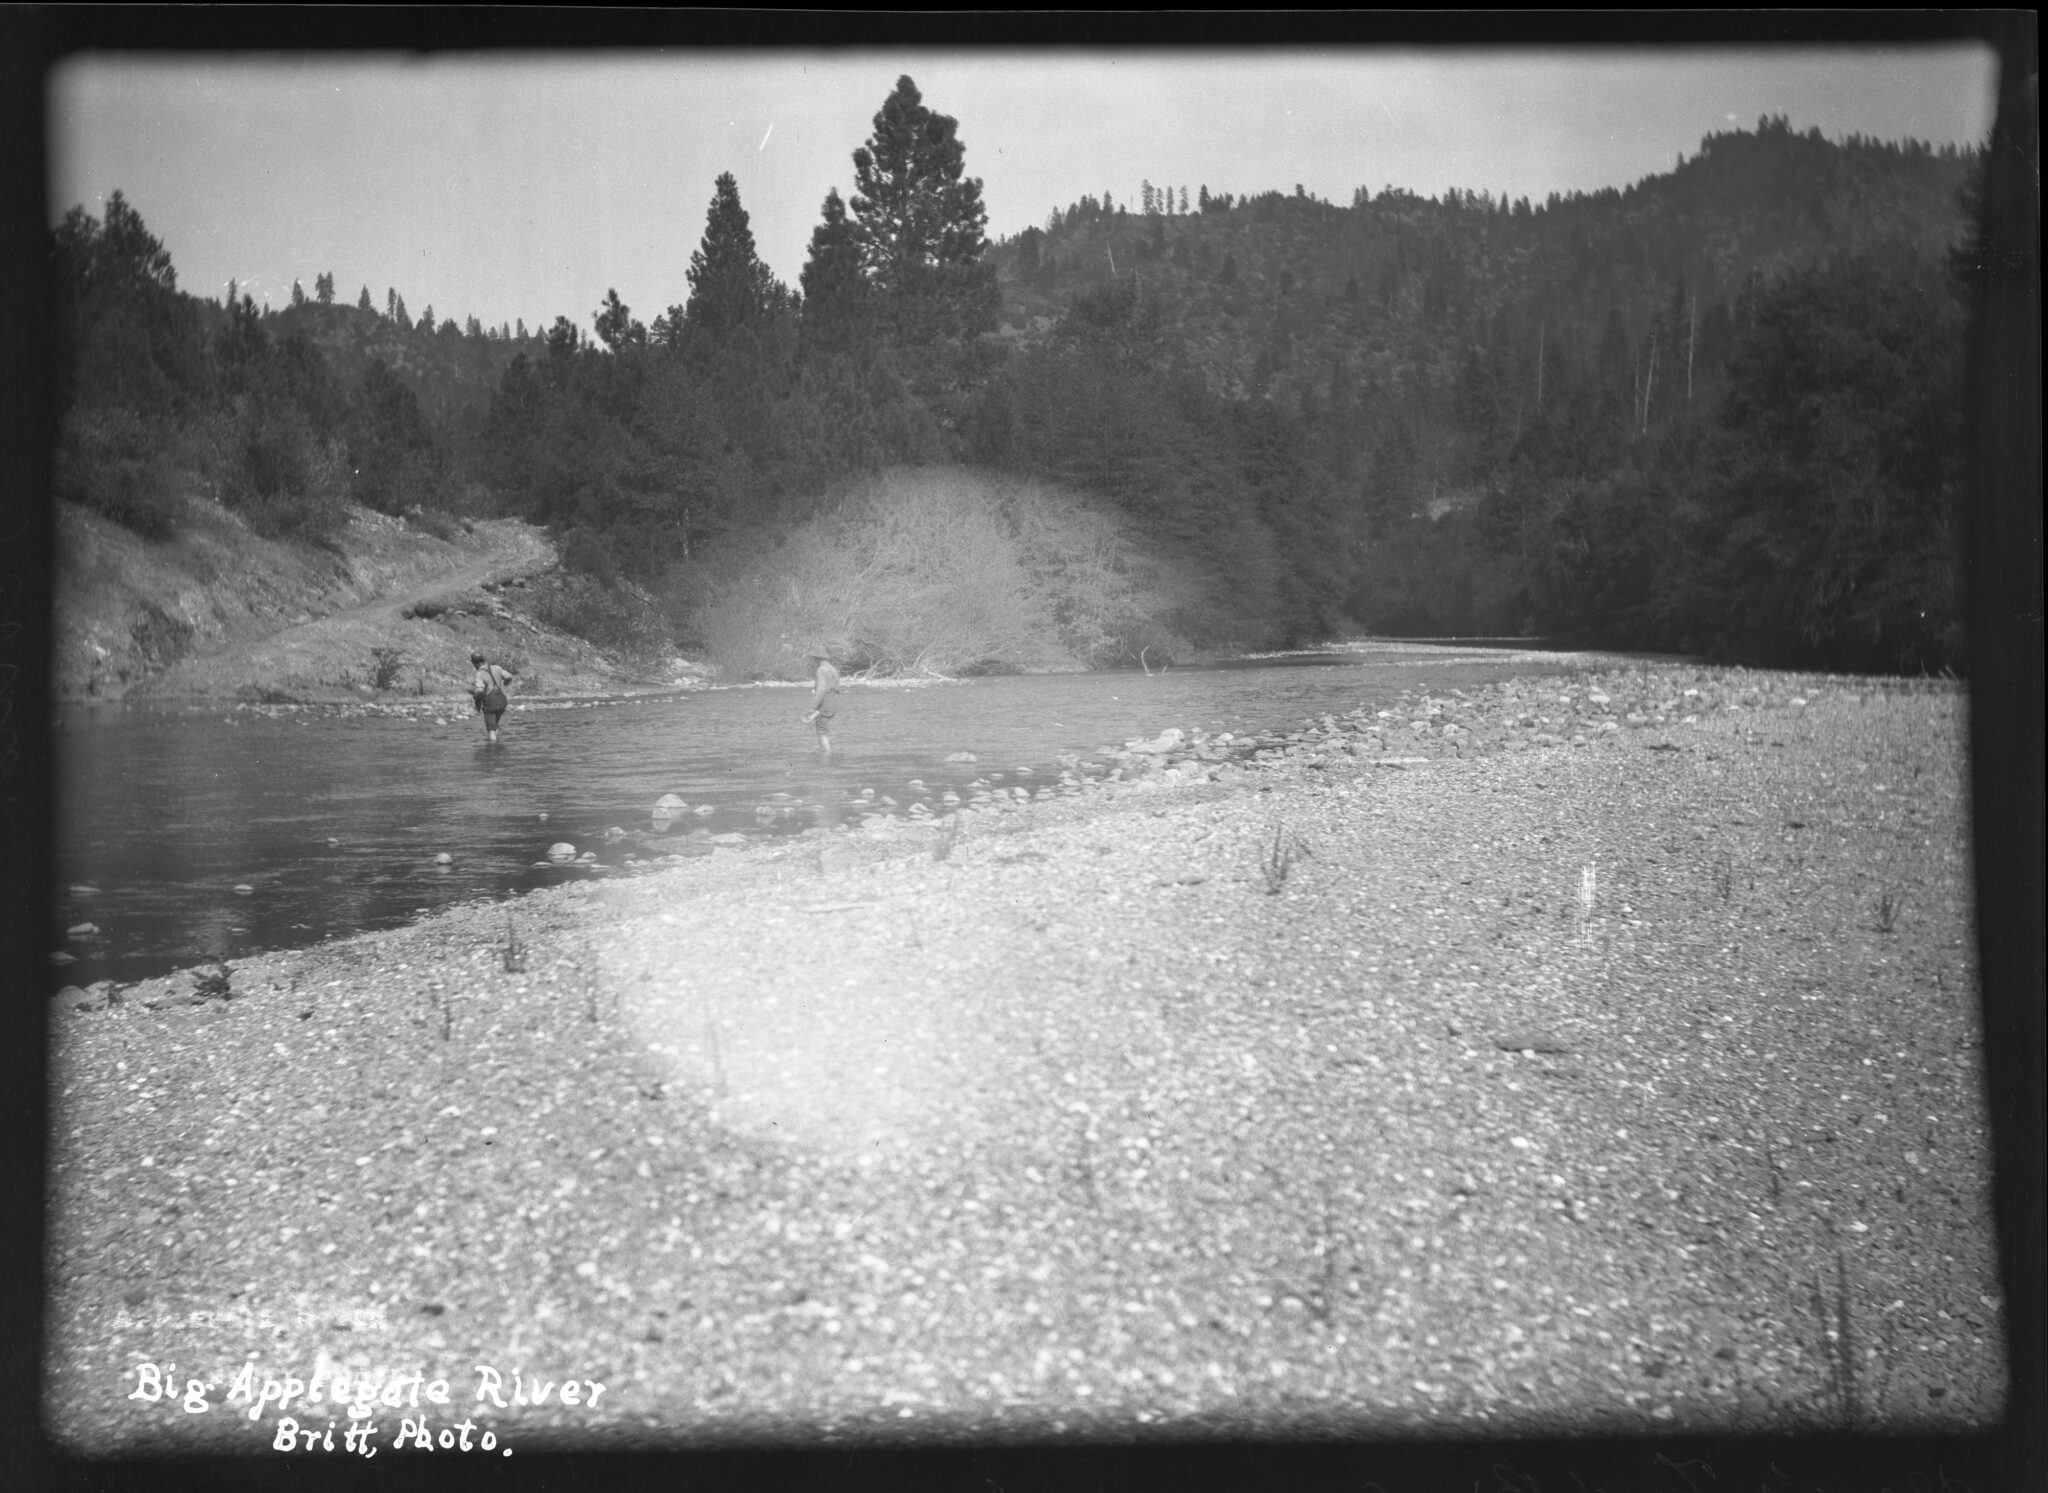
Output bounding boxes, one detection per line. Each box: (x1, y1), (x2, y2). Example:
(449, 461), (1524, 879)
(45, 662), (2002, 1452)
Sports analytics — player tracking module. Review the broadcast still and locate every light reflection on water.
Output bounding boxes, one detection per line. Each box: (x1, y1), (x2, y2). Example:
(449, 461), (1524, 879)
(52, 647), (1577, 988)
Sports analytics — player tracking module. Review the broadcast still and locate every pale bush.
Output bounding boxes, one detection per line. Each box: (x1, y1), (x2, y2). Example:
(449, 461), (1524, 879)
(688, 467), (1186, 678)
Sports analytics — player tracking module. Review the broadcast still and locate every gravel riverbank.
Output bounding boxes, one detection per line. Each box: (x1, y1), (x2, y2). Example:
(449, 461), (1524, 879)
(45, 663), (2003, 1453)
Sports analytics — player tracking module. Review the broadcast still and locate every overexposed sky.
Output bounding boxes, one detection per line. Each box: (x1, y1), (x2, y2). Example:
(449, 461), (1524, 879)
(50, 48), (1997, 334)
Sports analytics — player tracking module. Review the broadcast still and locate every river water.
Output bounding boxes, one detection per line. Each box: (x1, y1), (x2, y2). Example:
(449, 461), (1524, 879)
(51, 643), (1586, 990)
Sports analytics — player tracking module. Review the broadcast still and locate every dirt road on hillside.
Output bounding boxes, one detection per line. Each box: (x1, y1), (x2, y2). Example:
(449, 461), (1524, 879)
(133, 521), (559, 701)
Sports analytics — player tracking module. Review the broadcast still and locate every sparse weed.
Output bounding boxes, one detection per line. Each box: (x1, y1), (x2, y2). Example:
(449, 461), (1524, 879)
(1877, 890), (1898, 933)
(1260, 822), (1296, 894)
(1713, 854), (1734, 902)
(933, 814), (961, 862)
(1810, 1247), (1868, 1429)
(425, 981), (452, 1041)
(370, 646), (406, 691)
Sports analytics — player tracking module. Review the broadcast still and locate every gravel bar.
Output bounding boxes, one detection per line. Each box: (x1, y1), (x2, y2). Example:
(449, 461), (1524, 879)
(45, 663), (2004, 1454)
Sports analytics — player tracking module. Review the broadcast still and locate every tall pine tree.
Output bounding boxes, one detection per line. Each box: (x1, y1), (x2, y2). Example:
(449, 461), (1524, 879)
(798, 187), (869, 354)
(848, 75), (998, 345)
(684, 172), (785, 341)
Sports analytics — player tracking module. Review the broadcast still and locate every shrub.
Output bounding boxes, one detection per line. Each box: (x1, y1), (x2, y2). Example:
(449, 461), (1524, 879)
(405, 506), (462, 543)
(370, 646), (406, 690)
(686, 467), (1191, 678)
(229, 439), (353, 548)
(561, 526), (621, 584)
(521, 573), (671, 658)
(52, 405), (186, 539)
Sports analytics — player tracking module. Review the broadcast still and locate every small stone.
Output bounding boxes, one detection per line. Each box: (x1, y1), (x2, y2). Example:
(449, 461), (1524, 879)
(67, 923), (98, 937)
(233, 884), (254, 895)
(433, 853), (452, 865)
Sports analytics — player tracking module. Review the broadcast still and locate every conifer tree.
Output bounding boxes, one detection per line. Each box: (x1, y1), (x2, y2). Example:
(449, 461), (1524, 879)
(358, 285), (373, 313)
(291, 279), (306, 308)
(684, 172), (784, 340)
(798, 187), (868, 353)
(848, 75), (997, 344)
(315, 272), (335, 304)
(593, 288), (646, 351)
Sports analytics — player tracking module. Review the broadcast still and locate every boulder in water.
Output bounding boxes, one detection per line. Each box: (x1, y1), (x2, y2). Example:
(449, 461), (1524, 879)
(433, 853), (453, 865)
(655, 793), (687, 811)
(1126, 728), (1184, 756)
(547, 842), (577, 863)
(944, 752), (977, 763)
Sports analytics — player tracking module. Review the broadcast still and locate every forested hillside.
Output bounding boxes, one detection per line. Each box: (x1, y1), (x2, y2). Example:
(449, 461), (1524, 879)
(53, 92), (1979, 681)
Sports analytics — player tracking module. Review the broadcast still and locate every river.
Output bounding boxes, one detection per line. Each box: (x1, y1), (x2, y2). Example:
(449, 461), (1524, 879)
(51, 642), (1588, 990)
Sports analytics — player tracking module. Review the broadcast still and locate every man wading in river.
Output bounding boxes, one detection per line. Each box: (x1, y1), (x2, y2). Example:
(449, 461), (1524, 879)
(469, 650), (515, 744)
(802, 649), (841, 757)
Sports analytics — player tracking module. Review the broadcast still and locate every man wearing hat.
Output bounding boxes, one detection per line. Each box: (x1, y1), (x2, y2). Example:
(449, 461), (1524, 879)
(801, 648), (841, 757)
(469, 649), (515, 743)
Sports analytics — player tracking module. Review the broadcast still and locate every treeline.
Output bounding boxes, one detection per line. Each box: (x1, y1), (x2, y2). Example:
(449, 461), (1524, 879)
(990, 115), (1977, 672)
(1349, 247), (1968, 671)
(50, 191), (480, 546)
(53, 97), (1980, 676)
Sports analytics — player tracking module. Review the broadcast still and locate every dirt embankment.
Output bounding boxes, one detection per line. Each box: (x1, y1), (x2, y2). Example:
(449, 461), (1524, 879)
(53, 502), (684, 703)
